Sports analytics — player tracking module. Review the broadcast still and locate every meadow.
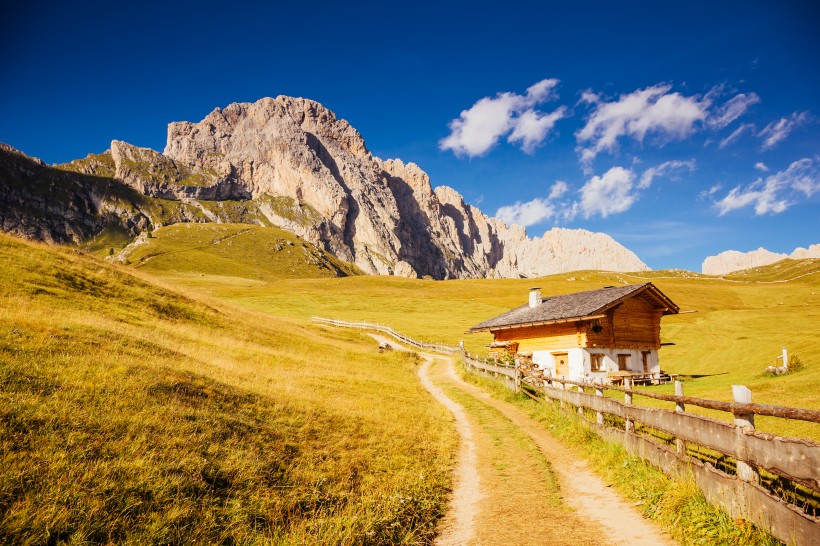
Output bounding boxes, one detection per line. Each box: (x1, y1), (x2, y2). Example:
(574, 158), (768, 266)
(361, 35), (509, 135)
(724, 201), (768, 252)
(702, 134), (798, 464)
(2, 221), (817, 544)
(134, 225), (819, 439)
(0, 232), (456, 544)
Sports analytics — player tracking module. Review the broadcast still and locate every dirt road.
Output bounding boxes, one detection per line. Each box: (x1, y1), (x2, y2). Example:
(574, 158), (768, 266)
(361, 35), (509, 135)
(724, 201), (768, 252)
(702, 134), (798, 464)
(370, 334), (674, 545)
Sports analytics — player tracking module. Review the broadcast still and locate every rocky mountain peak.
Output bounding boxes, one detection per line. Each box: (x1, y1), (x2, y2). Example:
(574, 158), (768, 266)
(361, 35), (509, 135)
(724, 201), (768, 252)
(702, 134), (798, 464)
(702, 245), (820, 275)
(1, 96), (651, 279)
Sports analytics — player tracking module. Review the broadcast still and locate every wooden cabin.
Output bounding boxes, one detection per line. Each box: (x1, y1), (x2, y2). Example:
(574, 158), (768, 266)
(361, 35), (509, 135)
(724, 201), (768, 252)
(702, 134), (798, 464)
(470, 283), (679, 383)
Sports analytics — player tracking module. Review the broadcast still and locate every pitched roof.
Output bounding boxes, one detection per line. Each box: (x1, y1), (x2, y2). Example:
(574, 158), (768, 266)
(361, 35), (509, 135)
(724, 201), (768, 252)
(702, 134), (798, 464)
(469, 282), (678, 332)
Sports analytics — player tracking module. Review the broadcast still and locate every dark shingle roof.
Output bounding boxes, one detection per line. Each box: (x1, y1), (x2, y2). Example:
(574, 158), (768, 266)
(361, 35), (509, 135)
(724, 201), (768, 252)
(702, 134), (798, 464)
(470, 283), (678, 332)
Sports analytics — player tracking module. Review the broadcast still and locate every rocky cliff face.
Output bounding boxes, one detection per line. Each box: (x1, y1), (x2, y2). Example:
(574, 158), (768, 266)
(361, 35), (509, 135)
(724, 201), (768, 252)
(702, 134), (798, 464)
(702, 245), (820, 275)
(163, 95), (648, 277)
(1, 95), (650, 278)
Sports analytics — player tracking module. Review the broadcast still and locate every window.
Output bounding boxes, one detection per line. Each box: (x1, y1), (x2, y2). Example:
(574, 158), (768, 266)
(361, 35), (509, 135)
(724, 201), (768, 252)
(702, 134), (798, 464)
(590, 354), (604, 372)
(617, 354), (630, 371)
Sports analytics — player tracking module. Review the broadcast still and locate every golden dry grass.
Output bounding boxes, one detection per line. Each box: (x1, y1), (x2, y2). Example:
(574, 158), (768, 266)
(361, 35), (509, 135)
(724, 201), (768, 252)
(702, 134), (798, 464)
(0, 232), (456, 544)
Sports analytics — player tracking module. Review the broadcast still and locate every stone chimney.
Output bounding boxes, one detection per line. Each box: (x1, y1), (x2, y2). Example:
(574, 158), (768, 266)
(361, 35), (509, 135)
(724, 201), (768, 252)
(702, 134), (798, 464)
(529, 287), (541, 308)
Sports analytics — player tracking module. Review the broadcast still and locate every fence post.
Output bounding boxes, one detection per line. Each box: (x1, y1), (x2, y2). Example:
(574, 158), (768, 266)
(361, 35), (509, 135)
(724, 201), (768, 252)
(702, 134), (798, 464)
(595, 380), (604, 426)
(559, 380), (565, 409)
(514, 358), (521, 393)
(577, 384), (584, 417)
(624, 378), (634, 433)
(732, 385), (760, 484)
(674, 380), (685, 455)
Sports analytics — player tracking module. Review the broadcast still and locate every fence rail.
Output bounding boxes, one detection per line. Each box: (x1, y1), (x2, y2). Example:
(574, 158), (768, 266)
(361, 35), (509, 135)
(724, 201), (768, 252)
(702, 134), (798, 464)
(311, 317), (819, 545)
(465, 358), (820, 546)
(311, 317), (460, 354)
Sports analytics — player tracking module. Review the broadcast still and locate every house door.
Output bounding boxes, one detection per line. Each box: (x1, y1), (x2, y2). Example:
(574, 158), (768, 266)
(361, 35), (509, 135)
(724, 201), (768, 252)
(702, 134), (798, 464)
(553, 352), (569, 377)
(642, 351), (651, 374)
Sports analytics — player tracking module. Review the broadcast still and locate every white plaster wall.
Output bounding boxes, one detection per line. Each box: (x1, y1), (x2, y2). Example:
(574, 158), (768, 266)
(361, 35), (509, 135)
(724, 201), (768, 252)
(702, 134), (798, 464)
(532, 350), (552, 370)
(583, 348), (660, 376)
(532, 348), (586, 381)
(568, 348), (585, 380)
(533, 348), (662, 381)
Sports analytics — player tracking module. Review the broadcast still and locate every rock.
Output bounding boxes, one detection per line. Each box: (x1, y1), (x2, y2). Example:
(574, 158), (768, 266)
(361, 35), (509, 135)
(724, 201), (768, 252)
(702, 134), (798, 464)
(790, 244), (820, 260)
(163, 96), (650, 278)
(393, 260), (417, 278)
(702, 245), (820, 275)
(111, 140), (247, 200)
(0, 95), (651, 279)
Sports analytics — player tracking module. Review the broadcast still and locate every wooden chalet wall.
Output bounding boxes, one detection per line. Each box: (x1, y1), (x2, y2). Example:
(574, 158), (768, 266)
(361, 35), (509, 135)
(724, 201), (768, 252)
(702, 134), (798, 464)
(584, 297), (662, 350)
(493, 294), (664, 353)
(611, 297), (662, 348)
(494, 322), (581, 354)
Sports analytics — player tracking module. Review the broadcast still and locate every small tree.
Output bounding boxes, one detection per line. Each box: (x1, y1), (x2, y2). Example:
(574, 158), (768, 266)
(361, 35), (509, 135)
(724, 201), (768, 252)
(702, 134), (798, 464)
(788, 354), (804, 372)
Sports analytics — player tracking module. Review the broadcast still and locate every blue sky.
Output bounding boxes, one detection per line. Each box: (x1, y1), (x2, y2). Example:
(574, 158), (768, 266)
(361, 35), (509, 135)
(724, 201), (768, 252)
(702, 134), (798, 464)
(2, 0), (818, 271)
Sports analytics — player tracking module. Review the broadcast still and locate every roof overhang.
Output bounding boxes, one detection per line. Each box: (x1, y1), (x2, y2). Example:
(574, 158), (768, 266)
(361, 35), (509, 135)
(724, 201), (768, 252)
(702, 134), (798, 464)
(469, 313), (607, 334)
(594, 283), (680, 317)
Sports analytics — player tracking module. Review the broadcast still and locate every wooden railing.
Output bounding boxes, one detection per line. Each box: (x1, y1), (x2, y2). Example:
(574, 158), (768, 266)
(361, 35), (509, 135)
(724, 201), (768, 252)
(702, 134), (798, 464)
(466, 359), (820, 546)
(310, 317), (460, 354)
(311, 317), (819, 545)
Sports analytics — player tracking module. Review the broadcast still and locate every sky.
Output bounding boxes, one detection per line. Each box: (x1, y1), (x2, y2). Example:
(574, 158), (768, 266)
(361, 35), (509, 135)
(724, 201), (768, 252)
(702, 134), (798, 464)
(2, 0), (818, 271)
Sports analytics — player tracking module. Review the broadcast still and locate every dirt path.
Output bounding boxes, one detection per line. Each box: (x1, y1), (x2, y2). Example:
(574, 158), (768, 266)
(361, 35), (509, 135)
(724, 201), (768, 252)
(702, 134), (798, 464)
(369, 334), (674, 545)
(417, 356), (482, 545)
(436, 357), (675, 546)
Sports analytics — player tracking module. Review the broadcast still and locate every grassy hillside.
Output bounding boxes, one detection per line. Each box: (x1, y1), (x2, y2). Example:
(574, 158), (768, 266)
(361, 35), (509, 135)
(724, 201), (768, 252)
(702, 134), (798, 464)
(0, 233), (455, 544)
(723, 257), (820, 282)
(122, 223), (362, 280)
(154, 261), (819, 439)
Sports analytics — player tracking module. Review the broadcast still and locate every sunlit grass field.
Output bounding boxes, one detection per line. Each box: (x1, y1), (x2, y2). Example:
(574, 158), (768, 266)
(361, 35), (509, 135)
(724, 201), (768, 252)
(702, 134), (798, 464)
(140, 224), (819, 439)
(2, 220), (818, 543)
(0, 232), (456, 544)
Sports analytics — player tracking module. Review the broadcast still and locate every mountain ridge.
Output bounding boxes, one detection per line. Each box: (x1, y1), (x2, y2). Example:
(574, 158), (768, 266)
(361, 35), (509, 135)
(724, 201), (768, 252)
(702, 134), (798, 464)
(702, 244), (820, 275)
(0, 95), (649, 279)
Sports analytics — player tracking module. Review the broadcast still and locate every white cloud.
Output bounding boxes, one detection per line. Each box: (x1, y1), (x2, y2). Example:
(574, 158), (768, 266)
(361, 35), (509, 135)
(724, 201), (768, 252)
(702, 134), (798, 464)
(494, 179), (573, 227)
(579, 166), (637, 218)
(507, 107), (567, 153)
(548, 180), (569, 199)
(576, 84), (707, 165)
(718, 123), (755, 149)
(638, 159), (696, 189)
(715, 157), (819, 215)
(440, 79), (566, 157)
(698, 183), (722, 200)
(754, 162), (769, 172)
(495, 197), (556, 227)
(758, 112), (809, 150)
(708, 92), (760, 129)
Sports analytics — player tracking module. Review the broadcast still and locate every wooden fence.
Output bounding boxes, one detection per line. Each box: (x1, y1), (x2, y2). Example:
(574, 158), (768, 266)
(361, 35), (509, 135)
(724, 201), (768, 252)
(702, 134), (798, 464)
(311, 317), (820, 545)
(467, 357), (820, 546)
(311, 317), (460, 354)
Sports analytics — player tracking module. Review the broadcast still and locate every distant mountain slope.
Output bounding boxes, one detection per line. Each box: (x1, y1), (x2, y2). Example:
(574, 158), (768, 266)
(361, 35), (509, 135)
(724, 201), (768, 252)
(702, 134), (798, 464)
(122, 223), (362, 280)
(703, 244), (820, 275)
(0, 95), (649, 279)
(723, 258), (820, 282)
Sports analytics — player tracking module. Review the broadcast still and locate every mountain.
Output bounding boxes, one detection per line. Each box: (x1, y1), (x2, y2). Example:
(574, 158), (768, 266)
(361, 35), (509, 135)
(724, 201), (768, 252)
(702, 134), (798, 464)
(702, 244), (820, 275)
(0, 96), (648, 279)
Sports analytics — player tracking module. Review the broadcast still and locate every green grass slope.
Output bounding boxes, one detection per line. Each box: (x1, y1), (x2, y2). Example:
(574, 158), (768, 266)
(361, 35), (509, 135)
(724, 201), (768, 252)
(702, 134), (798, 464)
(156, 265), (819, 439)
(123, 223), (362, 281)
(0, 233), (454, 544)
(723, 257), (820, 282)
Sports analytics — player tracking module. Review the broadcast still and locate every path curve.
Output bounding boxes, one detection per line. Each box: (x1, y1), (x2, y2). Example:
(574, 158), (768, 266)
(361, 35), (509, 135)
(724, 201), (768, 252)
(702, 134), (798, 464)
(439, 357), (674, 546)
(369, 334), (673, 545)
(369, 334), (480, 544)
(418, 357), (482, 545)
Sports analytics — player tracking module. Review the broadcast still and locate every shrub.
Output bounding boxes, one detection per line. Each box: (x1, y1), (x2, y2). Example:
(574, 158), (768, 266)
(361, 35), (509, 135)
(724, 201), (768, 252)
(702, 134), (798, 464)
(788, 354), (804, 372)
